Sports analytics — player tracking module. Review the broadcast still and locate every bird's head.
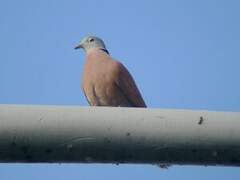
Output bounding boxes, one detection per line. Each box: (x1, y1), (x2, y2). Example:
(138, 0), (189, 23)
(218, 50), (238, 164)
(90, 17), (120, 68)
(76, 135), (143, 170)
(75, 36), (107, 53)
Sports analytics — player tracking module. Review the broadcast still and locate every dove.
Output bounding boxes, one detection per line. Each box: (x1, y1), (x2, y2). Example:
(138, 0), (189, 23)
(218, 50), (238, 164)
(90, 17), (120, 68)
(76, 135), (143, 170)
(75, 36), (146, 108)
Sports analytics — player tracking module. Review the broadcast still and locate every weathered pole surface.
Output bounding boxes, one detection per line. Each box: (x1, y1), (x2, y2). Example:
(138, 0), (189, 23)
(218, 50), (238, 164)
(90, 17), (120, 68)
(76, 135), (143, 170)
(0, 104), (240, 166)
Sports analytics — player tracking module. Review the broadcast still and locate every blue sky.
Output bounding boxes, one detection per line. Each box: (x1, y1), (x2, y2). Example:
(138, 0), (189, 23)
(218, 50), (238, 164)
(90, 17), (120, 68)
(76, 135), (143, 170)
(0, 0), (240, 179)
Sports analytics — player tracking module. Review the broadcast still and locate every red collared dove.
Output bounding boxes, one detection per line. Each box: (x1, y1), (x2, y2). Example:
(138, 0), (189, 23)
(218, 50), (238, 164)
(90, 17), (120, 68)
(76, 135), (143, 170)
(75, 36), (146, 108)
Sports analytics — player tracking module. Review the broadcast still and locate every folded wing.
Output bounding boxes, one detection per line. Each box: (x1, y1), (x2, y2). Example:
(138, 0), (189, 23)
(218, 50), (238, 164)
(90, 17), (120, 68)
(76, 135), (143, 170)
(114, 62), (146, 107)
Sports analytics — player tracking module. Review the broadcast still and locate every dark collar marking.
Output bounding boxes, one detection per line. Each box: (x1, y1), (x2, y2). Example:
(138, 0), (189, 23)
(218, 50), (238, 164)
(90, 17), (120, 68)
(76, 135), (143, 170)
(100, 48), (110, 55)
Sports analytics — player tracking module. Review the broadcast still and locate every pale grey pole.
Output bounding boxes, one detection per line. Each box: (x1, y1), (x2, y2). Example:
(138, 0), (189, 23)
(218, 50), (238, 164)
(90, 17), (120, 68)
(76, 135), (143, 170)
(0, 104), (240, 166)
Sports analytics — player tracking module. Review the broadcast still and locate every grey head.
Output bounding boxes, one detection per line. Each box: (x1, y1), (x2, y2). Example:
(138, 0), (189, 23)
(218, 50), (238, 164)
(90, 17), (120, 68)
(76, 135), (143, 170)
(75, 36), (108, 53)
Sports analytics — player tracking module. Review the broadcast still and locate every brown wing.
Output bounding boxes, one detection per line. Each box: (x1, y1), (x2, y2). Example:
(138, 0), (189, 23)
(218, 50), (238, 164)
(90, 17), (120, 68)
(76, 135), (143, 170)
(114, 62), (147, 107)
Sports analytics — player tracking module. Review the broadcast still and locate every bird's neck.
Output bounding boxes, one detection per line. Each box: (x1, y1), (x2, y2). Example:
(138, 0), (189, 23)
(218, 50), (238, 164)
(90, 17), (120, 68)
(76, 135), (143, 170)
(86, 48), (110, 55)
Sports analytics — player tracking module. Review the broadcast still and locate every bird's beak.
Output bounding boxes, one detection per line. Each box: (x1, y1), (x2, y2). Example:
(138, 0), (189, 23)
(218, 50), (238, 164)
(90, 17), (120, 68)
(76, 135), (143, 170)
(74, 43), (83, 50)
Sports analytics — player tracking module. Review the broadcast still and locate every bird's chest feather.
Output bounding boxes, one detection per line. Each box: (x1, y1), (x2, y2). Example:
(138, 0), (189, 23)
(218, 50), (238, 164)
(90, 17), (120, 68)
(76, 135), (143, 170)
(82, 60), (115, 105)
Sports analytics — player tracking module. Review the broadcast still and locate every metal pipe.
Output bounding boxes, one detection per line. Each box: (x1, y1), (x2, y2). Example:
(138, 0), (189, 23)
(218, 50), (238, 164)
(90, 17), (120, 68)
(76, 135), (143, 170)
(0, 104), (240, 166)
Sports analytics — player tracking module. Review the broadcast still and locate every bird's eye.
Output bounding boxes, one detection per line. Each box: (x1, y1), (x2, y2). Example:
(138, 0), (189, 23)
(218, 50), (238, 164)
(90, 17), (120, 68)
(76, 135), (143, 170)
(89, 38), (94, 42)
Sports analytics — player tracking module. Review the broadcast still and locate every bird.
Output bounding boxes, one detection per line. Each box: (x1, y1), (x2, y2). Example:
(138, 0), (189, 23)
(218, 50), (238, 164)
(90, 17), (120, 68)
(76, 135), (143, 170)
(75, 36), (146, 108)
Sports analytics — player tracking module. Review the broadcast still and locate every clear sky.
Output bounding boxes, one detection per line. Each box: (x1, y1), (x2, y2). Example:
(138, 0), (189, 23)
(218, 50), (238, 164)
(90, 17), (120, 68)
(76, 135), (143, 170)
(0, 0), (240, 179)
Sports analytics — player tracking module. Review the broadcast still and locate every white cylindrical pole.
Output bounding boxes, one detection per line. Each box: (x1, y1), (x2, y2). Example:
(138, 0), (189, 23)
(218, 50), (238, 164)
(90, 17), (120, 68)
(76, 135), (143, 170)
(0, 104), (240, 166)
